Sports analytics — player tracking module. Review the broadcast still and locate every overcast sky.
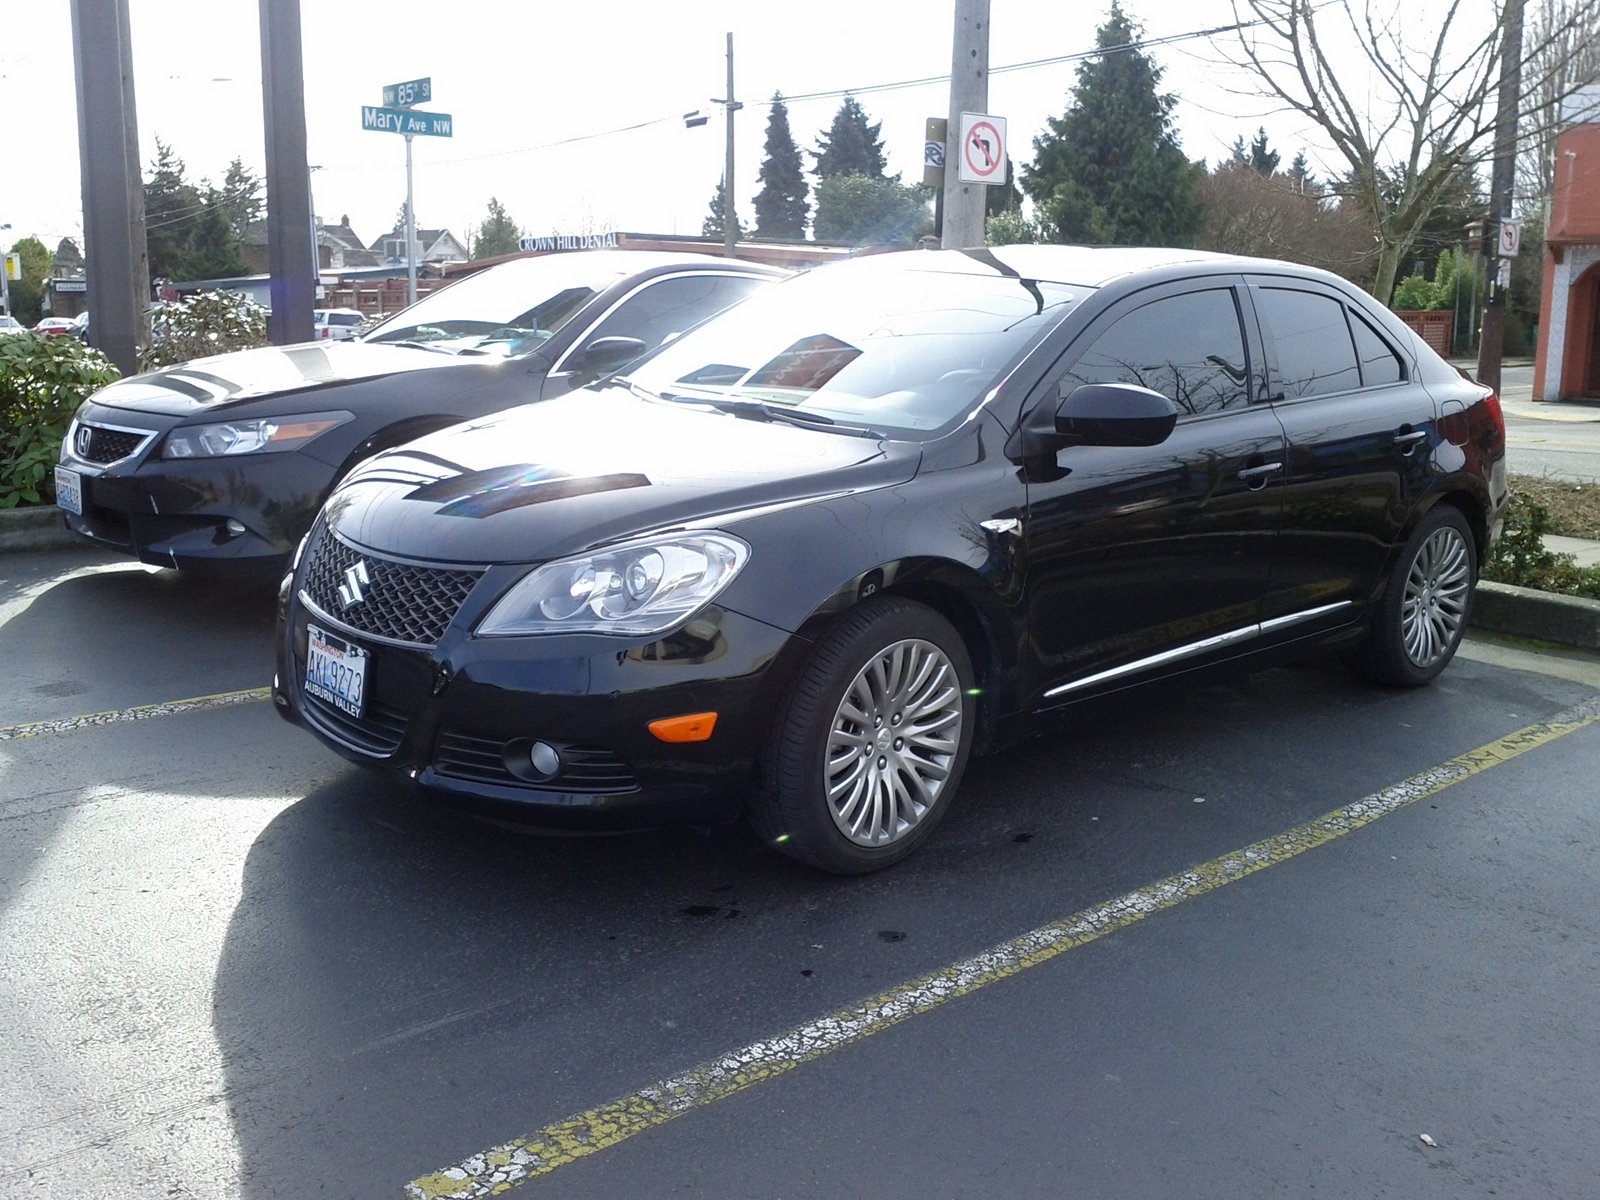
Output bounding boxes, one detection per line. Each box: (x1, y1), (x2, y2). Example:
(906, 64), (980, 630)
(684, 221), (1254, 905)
(1, 0), (1493, 256)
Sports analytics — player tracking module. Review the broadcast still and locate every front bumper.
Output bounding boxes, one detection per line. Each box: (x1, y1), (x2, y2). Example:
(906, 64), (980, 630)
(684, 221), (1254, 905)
(58, 409), (336, 572)
(274, 570), (808, 830)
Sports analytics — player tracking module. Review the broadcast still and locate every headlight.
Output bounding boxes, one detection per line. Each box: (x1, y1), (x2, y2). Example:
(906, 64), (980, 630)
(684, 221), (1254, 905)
(162, 411), (352, 458)
(476, 532), (750, 637)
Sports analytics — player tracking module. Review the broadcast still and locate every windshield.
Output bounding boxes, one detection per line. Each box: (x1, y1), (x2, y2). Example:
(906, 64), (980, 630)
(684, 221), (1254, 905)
(362, 255), (632, 357)
(625, 259), (1080, 436)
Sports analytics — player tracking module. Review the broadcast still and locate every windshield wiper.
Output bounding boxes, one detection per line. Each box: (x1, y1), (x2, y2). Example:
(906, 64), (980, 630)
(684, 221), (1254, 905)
(378, 339), (457, 355)
(627, 380), (884, 438)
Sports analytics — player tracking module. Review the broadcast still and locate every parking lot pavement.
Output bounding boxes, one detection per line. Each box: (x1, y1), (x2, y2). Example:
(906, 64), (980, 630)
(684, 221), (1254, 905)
(3, 552), (1600, 1199)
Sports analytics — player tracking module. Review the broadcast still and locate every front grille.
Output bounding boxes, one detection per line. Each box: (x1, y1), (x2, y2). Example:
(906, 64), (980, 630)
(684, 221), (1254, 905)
(301, 691), (409, 756)
(434, 731), (639, 793)
(300, 522), (483, 647)
(76, 424), (150, 465)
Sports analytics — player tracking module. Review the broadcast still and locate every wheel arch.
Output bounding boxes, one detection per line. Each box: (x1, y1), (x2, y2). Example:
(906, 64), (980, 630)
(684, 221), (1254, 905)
(782, 555), (1019, 753)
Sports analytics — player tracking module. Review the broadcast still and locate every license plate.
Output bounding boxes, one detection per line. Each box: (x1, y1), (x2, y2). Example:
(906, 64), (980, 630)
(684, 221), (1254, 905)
(304, 624), (368, 718)
(55, 467), (83, 516)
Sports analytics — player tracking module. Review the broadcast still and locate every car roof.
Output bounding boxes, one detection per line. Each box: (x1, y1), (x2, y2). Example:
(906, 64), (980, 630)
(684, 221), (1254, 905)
(840, 244), (1342, 291)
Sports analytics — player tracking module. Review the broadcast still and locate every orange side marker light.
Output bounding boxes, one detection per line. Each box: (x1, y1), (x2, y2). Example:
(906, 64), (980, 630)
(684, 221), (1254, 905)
(648, 712), (718, 743)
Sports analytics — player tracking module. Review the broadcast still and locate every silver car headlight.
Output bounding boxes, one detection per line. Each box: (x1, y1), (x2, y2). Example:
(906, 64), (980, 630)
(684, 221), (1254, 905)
(476, 532), (750, 637)
(162, 411), (353, 458)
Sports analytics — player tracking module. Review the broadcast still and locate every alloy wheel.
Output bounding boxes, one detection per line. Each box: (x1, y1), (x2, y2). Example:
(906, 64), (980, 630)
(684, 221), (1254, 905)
(824, 638), (964, 847)
(1400, 524), (1471, 668)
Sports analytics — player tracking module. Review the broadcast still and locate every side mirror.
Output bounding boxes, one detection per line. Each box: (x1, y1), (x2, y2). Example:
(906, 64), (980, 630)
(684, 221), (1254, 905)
(572, 335), (647, 375)
(1054, 382), (1179, 447)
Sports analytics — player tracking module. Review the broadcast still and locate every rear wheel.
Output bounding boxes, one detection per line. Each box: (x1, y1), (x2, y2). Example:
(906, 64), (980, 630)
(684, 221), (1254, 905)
(1350, 505), (1476, 687)
(755, 597), (974, 873)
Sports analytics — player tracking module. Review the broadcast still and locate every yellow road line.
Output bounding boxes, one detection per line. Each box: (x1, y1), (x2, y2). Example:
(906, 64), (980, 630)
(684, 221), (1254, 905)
(0, 687), (271, 742)
(406, 692), (1600, 1200)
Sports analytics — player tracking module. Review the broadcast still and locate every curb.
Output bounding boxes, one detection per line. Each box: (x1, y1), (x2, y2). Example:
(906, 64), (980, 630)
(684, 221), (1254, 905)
(0, 505), (82, 554)
(1471, 581), (1600, 651)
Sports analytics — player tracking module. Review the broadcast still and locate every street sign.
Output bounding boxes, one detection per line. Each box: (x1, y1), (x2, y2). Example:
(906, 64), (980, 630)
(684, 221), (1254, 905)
(958, 112), (1006, 185)
(382, 77), (431, 108)
(3, 252), (20, 281)
(361, 106), (453, 137)
(1499, 222), (1520, 257)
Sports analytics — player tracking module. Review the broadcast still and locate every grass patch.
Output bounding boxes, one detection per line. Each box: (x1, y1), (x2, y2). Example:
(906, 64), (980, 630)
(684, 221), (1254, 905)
(1507, 474), (1600, 539)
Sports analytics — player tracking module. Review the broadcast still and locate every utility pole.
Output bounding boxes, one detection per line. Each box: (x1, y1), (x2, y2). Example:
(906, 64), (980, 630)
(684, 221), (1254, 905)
(719, 33), (742, 258)
(404, 134), (418, 305)
(941, 0), (990, 248)
(1476, 0), (1525, 394)
(69, 0), (149, 375)
(259, 0), (314, 345)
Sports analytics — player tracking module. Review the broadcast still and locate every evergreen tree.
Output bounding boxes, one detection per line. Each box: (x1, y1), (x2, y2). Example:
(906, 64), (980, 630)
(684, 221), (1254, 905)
(1287, 149), (1314, 192)
(1021, 2), (1201, 247)
(701, 176), (746, 239)
(53, 237), (85, 274)
(752, 94), (809, 240)
(985, 156), (1024, 216)
(813, 176), (932, 246)
(218, 158), (263, 238)
(144, 140), (203, 281)
(473, 197), (522, 258)
(182, 195), (247, 280)
(1248, 127), (1280, 175)
(813, 95), (889, 180)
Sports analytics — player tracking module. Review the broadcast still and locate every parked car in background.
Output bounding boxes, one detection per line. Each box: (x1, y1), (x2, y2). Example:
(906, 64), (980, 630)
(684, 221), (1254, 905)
(71, 311), (89, 342)
(313, 307), (364, 342)
(34, 316), (78, 336)
(55, 251), (786, 574)
(273, 245), (1508, 873)
(0, 315), (24, 335)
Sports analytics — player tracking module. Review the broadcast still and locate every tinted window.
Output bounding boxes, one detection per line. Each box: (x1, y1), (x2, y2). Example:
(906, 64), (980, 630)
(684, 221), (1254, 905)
(1061, 289), (1249, 415)
(1261, 288), (1360, 398)
(584, 274), (766, 354)
(1350, 310), (1403, 386)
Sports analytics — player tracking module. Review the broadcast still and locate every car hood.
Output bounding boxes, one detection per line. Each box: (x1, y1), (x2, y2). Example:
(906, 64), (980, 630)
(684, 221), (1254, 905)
(323, 384), (916, 564)
(87, 341), (487, 417)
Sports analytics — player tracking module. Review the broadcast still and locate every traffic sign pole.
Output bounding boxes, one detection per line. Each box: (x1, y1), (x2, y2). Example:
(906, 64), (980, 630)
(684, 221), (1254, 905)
(405, 133), (417, 307)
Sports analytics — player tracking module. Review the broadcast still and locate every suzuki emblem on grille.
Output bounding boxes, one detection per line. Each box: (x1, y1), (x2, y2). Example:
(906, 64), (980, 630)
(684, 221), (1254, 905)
(338, 560), (371, 610)
(75, 425), (93, 457)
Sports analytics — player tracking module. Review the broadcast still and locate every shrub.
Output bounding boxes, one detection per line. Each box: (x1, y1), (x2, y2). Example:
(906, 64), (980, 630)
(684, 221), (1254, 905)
(141, 290), (268, 371)
(985, 210), (1043, 245)
(0, 332), (122, 508)
(1391, 274), (1447, 311)
(1482, 492), (1600, 600)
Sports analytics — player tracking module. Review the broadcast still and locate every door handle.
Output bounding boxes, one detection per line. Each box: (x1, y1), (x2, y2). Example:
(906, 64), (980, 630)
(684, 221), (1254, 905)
(1394, 429), (1428, 455)
(1236, 462), (1282, 482)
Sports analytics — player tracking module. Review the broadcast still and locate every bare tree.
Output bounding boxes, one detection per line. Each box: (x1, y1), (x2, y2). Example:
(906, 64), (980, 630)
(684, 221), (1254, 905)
(1226, 0), (1600, 302)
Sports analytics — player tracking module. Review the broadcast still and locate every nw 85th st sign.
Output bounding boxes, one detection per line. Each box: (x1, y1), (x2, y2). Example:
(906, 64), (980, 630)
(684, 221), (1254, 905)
(360, 105), (453, 137)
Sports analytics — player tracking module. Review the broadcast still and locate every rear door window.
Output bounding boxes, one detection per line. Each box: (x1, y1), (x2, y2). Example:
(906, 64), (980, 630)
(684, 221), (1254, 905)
(1258, 288), (1361, 399)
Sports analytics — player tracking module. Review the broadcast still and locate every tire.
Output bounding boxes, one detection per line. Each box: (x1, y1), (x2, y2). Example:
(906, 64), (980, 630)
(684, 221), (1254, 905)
(1350, 505), (1477, 688)
(755, 597), (975, 874)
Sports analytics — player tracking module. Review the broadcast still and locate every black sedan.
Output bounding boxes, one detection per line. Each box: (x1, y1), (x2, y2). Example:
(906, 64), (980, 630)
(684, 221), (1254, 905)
(274, 246), (1508, 873)
(54, 251), (784, 573)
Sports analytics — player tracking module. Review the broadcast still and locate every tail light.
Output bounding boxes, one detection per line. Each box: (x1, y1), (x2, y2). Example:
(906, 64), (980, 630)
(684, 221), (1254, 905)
(1481, 390), (1504, 437)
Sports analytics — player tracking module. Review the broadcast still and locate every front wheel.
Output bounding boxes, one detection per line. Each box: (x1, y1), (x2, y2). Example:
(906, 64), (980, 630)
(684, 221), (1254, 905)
(755, 597), (974, 874)
(1350, 505), (1477, 687)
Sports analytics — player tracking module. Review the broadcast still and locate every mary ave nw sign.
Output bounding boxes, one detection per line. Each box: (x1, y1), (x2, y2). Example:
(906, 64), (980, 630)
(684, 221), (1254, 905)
(361, 106), (453, 137)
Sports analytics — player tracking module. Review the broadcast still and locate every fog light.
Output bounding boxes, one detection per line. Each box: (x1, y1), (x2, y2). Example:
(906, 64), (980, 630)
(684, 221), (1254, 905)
(225, 519), (246, 535)
(528, 741), (562, 780)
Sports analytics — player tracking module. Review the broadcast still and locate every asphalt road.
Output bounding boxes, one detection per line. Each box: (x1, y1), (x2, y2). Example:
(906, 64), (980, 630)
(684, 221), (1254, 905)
(1495, 363), (1600, 483)
(3, 548), (1600, 1199)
